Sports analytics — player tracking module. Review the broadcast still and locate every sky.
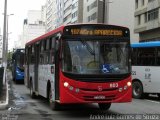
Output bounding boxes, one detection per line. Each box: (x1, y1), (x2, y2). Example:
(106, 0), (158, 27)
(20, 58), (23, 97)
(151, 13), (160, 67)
(0, 0), (46, 51)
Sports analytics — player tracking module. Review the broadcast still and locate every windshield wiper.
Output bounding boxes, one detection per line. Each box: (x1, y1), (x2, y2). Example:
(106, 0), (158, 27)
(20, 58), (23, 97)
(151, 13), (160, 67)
(81, 41), (95, 55)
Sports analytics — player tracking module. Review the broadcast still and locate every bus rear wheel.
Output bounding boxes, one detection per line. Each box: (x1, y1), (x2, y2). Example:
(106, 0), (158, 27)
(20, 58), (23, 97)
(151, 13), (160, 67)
(132, 81), (143, 99)
(30, 81), (36, 98)
(49, 88), (59, 110)
(98, 103), (111, 110)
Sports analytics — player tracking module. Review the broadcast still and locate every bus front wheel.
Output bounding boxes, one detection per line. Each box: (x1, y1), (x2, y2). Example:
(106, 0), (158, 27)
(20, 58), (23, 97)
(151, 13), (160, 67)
(98, 103), (111, 110)
(132, 81), (143, 99)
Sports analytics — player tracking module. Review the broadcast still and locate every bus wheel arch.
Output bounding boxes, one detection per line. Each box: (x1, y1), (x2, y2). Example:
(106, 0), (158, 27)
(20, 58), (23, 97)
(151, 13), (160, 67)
(47, 80), (51, 100)
(132, 79), (144, 99)
(47, 80), (60, 110)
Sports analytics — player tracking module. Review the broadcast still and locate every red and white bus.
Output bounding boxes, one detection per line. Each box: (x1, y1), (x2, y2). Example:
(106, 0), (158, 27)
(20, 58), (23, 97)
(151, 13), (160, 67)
(24, 24), (132, 110)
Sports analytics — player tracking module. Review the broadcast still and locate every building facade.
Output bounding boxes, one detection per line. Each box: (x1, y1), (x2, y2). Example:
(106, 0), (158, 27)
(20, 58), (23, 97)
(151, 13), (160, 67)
(83, 0), (139, 43)
(19, 10), (46, 48)
(46, 0), (64, 32)
(82, 0), (108, 23)
(134, 0), (160, 42)
(63, 0), (79, 24)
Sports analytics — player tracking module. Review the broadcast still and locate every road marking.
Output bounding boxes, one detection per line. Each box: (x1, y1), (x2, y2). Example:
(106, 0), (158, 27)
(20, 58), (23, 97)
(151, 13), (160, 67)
(145, 99), (160, 104)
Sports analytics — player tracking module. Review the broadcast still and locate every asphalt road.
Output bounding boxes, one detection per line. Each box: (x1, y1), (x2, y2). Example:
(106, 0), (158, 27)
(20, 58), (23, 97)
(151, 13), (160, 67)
(1, 71), (160, 120)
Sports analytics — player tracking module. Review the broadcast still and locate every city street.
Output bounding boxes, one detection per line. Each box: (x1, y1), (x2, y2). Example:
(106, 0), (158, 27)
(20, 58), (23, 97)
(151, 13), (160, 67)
(0, 72), (160, 120)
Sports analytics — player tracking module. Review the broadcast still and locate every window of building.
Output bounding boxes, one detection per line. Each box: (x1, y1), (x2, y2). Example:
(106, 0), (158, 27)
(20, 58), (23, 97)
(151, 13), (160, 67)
(63, 13), (71, 22)
(87, 0), (97, 12)
(148, 0), (155, 2)
(142, 0), (145, 6)
(144, 12), (147, 23)
(64, 5), (72, 14)
(72, 11), (78, 18)
(137, 15), (141, 25)
(72, 2), (78, 9)
(148, 8), (159, 21)
(88, 12), (97, 22)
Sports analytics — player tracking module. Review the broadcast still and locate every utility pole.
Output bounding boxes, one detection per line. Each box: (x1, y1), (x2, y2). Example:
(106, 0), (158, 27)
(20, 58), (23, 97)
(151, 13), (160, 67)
(2, 0), (7, 66)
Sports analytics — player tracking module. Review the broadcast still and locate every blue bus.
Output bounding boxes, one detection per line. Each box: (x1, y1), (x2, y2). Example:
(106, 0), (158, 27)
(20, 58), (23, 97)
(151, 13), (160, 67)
(12, 49), (25, 83)
(131, 41), (160, 99)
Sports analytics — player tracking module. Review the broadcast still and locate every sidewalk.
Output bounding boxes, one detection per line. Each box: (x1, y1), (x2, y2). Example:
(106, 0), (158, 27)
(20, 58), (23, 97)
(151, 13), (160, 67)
(0, 66), (9, 109)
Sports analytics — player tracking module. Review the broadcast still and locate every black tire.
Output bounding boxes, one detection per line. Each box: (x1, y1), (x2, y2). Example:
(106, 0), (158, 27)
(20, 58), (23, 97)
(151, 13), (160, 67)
(49, 88), (60, 110)
(132, 81), (143, 99)
(98, 103), (111, 110)
(30, 81), (36, 98)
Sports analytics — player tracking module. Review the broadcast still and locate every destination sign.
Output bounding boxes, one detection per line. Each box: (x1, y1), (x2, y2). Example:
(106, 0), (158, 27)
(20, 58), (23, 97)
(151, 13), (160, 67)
(70, 29), (123, 36)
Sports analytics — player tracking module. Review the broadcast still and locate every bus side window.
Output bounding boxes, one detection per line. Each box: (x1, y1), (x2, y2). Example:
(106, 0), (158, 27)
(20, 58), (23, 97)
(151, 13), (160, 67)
(49, 37), (56, 64)
(131, 48), (137, 65)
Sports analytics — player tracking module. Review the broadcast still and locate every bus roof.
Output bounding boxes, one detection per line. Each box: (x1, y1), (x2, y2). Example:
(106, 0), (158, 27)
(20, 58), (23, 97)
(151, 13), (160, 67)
(26, 26), (65, 46)
(131, 41), (160, 48)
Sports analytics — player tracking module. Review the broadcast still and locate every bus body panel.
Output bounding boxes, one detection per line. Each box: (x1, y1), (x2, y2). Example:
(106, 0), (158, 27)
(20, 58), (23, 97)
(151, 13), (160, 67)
(38, 64), (55, 99)
(59, 71), (132, 104)
(29, 65), (35, 89)
(132, 66), (160, 93)
(24, 65), (28, 86)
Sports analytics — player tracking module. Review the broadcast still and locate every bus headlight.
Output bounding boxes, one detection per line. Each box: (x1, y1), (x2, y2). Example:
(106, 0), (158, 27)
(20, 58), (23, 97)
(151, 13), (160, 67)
(127, 82), (132, 87)
(64, 82), (69, 87)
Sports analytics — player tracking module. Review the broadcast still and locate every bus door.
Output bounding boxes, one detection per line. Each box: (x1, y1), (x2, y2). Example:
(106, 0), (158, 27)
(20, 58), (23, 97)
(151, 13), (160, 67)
(54, 37), (60, 100)
(26, 48), (30, 88)
(34, 43), (40, 92)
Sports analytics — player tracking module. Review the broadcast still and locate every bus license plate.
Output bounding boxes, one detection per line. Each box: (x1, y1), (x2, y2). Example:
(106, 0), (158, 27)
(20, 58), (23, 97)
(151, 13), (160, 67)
(94, 95), (105, 99)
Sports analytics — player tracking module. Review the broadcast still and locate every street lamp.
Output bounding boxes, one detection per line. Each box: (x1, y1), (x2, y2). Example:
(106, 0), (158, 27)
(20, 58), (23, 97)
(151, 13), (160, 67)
(2, 13), (14, 64)
(6, 14), (14, 57)
(2, 0), (7, 65)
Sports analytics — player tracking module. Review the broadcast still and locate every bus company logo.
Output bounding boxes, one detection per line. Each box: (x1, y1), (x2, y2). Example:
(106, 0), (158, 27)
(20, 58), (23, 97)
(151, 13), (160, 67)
(97, 86), (103, 92)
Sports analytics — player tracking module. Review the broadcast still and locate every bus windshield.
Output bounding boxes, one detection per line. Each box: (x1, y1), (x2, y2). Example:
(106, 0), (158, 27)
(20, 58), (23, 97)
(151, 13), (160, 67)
(62, 39), (129, 75)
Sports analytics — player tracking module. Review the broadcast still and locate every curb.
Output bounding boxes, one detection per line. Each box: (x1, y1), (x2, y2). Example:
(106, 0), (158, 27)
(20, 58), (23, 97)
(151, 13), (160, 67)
(0, 82), (9, 109)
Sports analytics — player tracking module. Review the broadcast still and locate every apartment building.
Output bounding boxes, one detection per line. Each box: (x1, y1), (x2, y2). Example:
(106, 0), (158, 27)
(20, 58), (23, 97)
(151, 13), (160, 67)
(63, 0), (79, 24)
(83, 0), (107, 23)
(83, 0), (139, 42)
(134, 0), (160, 42)
(46, 0), (64, 32)
(19, 10), (46, 48)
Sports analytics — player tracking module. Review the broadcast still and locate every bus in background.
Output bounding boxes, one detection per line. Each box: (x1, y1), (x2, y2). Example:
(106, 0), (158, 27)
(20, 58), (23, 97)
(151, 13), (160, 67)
(131, 41), (160, 99)
(25, 24), (132, 110)
(12, 49), (25, 83)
